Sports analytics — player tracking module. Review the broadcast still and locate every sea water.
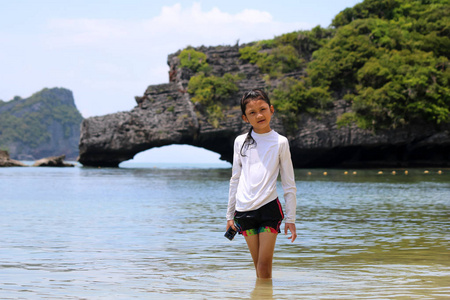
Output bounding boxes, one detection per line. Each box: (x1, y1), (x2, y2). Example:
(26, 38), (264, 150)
(0, 164), (449, 299)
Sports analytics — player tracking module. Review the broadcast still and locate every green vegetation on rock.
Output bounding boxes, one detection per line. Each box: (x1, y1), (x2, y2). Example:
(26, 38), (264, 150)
(311, 0), (450, 129)
(178, 48), (211, 73)
(239, 26), (334, 79)
(188, 72), (244, 128)
(271, 77), (332, 132)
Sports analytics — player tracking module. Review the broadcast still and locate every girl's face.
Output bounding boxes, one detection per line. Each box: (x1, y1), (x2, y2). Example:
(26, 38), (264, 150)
(242, 99), (275, 134)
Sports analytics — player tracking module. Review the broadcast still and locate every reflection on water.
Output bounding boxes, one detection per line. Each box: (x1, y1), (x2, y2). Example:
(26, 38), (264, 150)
(251, 279), (274, 299)
(0, 165), (449, 299)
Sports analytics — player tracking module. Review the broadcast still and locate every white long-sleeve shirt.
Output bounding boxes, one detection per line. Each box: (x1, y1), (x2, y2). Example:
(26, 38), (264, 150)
(227, 130), (297, 223)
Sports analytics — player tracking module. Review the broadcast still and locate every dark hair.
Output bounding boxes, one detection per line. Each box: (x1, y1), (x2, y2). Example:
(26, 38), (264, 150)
(240, 89), (271, 156)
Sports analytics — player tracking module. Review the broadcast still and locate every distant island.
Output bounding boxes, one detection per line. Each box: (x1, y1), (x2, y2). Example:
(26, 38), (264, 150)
(0, 88), (83, 161)
(78, 0), (450, 168)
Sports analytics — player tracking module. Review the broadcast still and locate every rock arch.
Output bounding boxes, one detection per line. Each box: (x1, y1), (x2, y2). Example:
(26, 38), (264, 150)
(78, 45), (450, 168)
(78, 82), (246, 167)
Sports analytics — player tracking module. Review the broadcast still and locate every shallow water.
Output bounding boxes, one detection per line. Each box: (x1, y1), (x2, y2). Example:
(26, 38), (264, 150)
(0, 164), (449, 299)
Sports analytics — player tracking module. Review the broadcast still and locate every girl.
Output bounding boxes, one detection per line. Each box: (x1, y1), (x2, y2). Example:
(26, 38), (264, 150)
(226, 89), (297, 279)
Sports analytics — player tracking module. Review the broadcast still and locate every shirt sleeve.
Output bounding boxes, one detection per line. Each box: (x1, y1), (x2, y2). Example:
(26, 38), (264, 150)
(227, 138), (242, 220)
(279, 138), (297, 223)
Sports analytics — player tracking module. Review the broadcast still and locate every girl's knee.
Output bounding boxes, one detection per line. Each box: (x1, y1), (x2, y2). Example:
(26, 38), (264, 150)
(257, 261), (272, 275)
(257, 266), (272, 278)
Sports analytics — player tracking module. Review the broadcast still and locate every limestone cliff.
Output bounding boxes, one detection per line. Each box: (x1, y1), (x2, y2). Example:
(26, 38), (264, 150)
(78, 45), (450, 168)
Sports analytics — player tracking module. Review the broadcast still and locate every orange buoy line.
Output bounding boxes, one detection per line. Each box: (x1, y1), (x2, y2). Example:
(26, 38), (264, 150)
(304, 169), (444, 176)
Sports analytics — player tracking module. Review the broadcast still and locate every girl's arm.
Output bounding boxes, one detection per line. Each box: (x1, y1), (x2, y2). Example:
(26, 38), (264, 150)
(226, 139), (242, 224)
(279, 139), (297, 242)
(279, 138), (297, 224)
(284, 223), (297, 242)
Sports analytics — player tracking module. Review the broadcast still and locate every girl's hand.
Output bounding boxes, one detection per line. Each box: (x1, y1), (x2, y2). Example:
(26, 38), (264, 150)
(226, 220), (236, 231)
(284, 223), (297, 242)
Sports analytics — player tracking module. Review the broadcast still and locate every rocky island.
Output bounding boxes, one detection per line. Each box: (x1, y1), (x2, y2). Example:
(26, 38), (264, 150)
(78, 0), (449, 168)
(78, 45), (449, 168)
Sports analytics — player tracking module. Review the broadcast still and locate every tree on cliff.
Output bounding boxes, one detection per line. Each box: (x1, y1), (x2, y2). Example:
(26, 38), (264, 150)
(312, 0), (450, 130)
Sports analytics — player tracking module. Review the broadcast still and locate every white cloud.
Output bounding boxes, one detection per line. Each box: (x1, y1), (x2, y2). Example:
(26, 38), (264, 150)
(149, 3), (271, 28)
(45, 2), (310, 50)
(3, 2), (312, 117)
(235, 9), (273, 24)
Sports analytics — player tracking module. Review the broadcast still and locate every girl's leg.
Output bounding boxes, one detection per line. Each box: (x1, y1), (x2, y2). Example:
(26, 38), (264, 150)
(244, 234), (260, 273)
(256, 232), (277, 278)
(244, 232), (278, 278)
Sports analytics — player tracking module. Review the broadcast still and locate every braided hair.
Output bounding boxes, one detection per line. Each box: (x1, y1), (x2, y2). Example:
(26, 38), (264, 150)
(239, 89), (271, 156)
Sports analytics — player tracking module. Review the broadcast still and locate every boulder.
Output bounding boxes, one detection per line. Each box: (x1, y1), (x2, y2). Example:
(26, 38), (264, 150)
(0, 150), (28, 167)
(32, 155), (75, 167)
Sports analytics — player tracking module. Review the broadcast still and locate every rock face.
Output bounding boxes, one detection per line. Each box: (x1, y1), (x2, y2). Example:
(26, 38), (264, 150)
(289, 102), (450, 168)
(0, 150), (27, 167)
(79, 45), (450, 168)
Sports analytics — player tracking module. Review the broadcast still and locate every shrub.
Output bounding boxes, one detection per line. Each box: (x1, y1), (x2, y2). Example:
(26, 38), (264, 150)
(178, 48), (211, 73)
(271, 77), (332, 132)
(239, 26), (334, 79)
(188, 72), (244, 127)
(309, 0), (450, 129)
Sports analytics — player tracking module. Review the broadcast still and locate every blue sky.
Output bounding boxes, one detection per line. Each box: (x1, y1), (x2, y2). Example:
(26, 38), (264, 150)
(0, 0), (362, 163)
